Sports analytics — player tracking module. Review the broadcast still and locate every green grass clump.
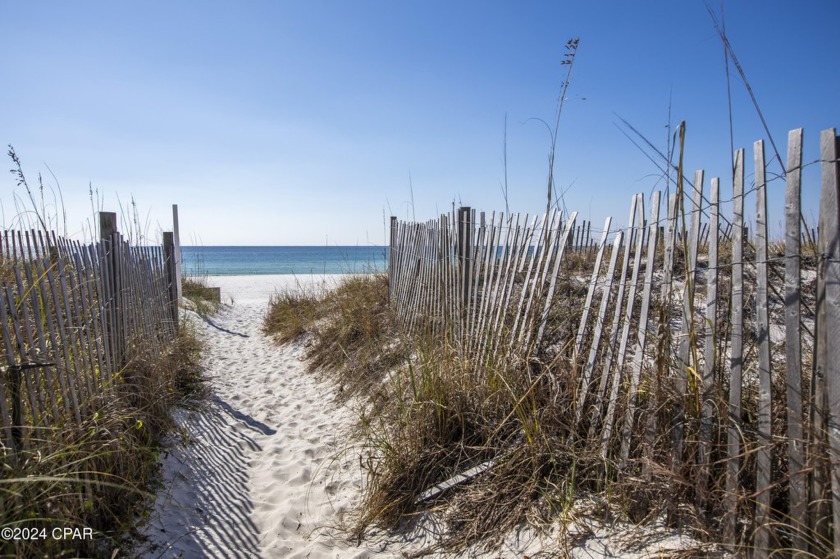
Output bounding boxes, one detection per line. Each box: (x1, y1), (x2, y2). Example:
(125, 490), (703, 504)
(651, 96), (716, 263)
(263, 274), (405, 400)
(262, 289), (321, 344)
(308, 275), (403, 395)
(182, 276), (220, 316)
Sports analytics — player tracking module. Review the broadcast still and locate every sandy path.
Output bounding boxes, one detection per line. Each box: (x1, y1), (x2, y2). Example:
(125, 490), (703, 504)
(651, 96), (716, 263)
(134, 276), (397, 558)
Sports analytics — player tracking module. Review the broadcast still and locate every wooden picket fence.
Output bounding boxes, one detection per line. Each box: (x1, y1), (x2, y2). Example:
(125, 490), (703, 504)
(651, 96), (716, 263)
(0, 211), (181, 457)
(388, 127), (840, 555)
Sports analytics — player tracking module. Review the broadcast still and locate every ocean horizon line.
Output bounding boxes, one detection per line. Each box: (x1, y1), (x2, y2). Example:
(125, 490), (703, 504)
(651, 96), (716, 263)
(181, 245), (388, 276)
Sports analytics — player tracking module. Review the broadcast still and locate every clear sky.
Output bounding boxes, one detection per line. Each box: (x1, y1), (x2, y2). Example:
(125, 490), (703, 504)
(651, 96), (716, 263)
(2, 1), (837, 245)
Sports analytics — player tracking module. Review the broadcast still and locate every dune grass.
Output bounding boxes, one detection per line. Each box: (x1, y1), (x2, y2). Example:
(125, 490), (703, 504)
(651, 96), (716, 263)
(263, 274), (405, 401)
(262, 273), (622, 554)
(262, 287), (322, 345)
(182, 275), (221, 317)
(0, 320), (205, 558)
(263, 262), (813, 555)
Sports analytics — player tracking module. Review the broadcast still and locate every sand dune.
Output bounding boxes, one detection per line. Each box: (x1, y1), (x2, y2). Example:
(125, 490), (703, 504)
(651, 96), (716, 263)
(133, 274), (701, 558)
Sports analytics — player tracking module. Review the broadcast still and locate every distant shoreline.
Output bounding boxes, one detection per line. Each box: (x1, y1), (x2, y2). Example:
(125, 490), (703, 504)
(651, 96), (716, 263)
(182, 245), (387, 276)
(205, 273), (355, 305)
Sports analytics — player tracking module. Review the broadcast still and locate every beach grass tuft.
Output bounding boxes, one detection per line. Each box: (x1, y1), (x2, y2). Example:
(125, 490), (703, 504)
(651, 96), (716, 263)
(264, 274), (404, 400)
(182, 276), (221, 317)
(262, 287), (322, 345)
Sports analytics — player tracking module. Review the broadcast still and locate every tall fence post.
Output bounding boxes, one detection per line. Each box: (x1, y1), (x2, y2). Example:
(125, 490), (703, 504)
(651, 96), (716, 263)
(818, 128), (840, 556)
(784, 129), (807, 556)
(725, 149), (745, 547)
(163, 232), (178, 328)
(99, 211), (123, 369)
(389, 216), (397, 302)
(754, 140), (772, 555)
(457, 206), (473, 319)
(172, 204), (182, 304)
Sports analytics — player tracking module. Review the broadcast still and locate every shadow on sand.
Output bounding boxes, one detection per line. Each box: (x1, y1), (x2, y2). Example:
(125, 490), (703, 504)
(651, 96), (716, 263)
(138, 398), (274, 558)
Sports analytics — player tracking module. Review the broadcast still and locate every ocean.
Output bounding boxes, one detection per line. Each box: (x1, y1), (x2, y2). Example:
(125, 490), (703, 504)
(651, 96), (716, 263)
(181, 246), (388, 276)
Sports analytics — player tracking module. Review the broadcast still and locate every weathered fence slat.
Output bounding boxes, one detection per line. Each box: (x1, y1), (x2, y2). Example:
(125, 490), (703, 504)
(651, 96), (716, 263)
(641, 193), (680, 479)
(819, 128), (840, 555)
(619, 191), (661, 467)
(672, 170), (705, 473)
(697, 177), (720, 509)
(33, 259), (79, 424)
(590, 196), (638, 438)
(725, 148), (745, 546)
(16, 263), (52, 425)
(574, 216), (612, 360)
(0, 293), (18, 450)
(575, 231), (623, 429)
(8, 275), (44, 431)
(754, 139), (773, 556)
(80, 246), (112, 390)
(601, 196), (645, 459)
(458, 207), (473, 317)
(20, 260), (61, 426)
(466, 211), (486, 349)
(532, 211), (577, 351)
(404, 225), (423, 337)
(514, 211), (560, 352)
(488, 214), (528, 360)
(58, 257), (97, 408)
(62, 256), (97, 402)
(48, 262), (89, 415)
(508, 211), (546, 351)
(476, 213), (508, 361)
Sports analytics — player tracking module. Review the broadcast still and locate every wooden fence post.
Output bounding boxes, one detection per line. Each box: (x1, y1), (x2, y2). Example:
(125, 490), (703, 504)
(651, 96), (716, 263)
(389, 216), (397, 302)
(100, 212), (117, 245)
(99, 211), (123, 369)
(725, 149), (745, 547)
(818, 128), (840, 556)
(163, 232), (178, 328)
(697, 177), (720, 508)
(457, 206), (473, 318)
(172, 204), (182, 304)
(784, 129), (807, 557)
(754, 140), (772, 555)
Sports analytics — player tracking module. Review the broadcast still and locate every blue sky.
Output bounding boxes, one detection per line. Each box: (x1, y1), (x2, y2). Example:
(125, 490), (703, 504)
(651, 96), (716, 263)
(2, 1), (837, 245)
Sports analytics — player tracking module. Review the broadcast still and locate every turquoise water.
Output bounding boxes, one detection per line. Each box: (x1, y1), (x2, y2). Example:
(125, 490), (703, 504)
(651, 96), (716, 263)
(181, 246), (388, 276)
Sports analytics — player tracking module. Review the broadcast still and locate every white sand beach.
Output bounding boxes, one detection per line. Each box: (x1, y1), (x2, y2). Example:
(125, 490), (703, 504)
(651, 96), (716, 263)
(208, 274), (354, 305)
(133, 274), (702, 559)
